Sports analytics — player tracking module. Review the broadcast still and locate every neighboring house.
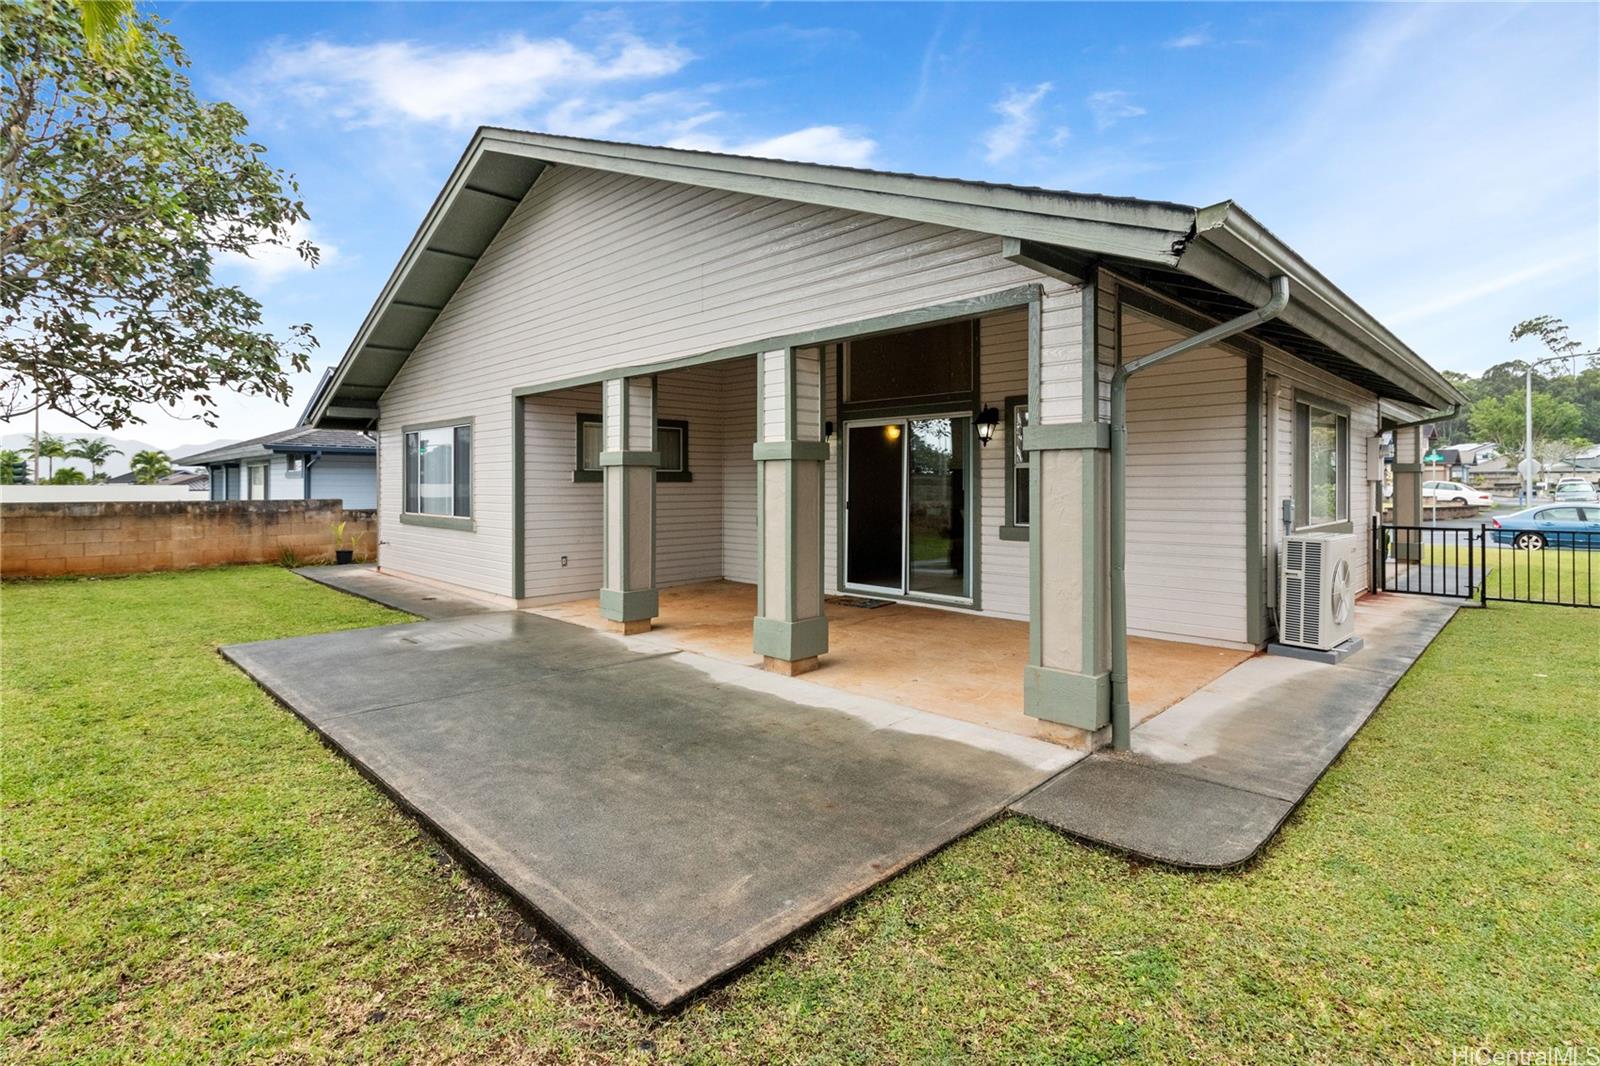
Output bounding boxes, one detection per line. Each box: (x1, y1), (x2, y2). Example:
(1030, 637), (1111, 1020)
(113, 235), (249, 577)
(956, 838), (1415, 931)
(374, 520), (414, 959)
(106, 468), (210, 491)
(303, 129), (1463, 746)
(184, 428), (376, 507)
(1440, 442), (1499, 480)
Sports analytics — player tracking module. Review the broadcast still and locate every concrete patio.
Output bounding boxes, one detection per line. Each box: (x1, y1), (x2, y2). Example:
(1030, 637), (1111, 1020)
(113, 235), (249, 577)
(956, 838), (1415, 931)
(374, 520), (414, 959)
(222, 605), (1077, 1010)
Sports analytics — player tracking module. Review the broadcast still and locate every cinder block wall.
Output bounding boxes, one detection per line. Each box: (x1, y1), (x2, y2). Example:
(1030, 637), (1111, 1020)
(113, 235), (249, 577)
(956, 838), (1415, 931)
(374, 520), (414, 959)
(0, 500), (377, 578)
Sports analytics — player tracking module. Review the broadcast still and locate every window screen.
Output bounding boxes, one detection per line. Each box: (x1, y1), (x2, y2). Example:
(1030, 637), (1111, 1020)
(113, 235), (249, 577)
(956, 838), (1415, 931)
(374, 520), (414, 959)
(846, 320), (975, 405)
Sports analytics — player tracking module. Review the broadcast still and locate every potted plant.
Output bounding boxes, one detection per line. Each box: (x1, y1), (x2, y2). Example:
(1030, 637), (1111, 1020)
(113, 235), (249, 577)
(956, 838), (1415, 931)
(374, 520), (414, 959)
(331, 521), (361, 565)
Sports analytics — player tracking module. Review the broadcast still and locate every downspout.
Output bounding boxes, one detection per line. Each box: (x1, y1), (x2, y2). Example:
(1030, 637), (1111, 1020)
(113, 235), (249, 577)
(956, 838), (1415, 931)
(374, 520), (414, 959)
(303, 450), (323, 500)
(1109, 274), (1292, 750)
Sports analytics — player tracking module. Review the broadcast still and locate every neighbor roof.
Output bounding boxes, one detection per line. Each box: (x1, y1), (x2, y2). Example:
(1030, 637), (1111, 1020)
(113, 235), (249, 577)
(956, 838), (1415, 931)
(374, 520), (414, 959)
(182, 427), (375, 465)
(309, 128), (1466, 428)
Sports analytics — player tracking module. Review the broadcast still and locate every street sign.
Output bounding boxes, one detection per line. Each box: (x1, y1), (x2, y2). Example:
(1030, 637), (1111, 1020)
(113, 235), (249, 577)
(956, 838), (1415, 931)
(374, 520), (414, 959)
(1516, 458), (1539, 479)
(1424, 452), (1445, 463)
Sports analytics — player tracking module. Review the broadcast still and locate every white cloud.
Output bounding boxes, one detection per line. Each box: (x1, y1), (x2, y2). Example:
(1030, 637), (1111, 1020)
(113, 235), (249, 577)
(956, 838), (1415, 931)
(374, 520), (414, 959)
(669, 125), (877, 167)
(981, 82), (1052, 163)
(1166, 26), (1213, 49)
(215, 219), (335, 286)
(248, 33), (692, 128)
(1086, 90), (1146, 131)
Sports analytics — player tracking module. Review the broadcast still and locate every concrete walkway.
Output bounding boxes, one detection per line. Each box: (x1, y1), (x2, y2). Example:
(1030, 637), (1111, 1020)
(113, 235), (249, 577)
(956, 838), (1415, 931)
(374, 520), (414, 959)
(294, 564), (496, 619)
(223, 609), (1077, 1010)
(1012, 594), (1460, 869)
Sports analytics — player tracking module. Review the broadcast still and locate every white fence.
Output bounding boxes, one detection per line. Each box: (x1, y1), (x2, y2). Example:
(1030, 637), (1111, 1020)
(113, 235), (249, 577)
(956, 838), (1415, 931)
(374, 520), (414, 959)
(0, 484), (203, 504)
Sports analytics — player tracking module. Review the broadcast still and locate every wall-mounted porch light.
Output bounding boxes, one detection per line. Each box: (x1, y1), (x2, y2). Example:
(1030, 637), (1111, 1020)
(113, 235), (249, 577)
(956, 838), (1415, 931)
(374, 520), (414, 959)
(824, 420), (835, 442)
(975, 406), (1001, 447)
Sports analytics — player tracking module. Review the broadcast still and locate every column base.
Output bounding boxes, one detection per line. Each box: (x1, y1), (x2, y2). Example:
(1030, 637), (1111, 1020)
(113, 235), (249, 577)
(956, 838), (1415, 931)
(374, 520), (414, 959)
(599, 587), (658, 623)
(752, 615), (828, 662)
(764, 655), (820, 677)
(606, 618), (652, 636)
(1023, 665), (1110, 730)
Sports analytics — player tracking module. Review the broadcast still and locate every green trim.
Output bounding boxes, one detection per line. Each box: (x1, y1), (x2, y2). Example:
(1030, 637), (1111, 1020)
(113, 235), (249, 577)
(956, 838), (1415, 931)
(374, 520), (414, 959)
(1392, 462), (1423, 474)
(655, 418), (692, 482)
(400, 415), (476, 434)
(599, 450), (661, 467)
(1082, 276), (1099, 423)
(599, 587), (659, 622)
(752, 615), (829, 661)
(756, 354), (767, 618)
(573, 413), (601, 483)
(399, 512), (475, 531)
(1291, 392), (1351, 529)
(1023, 423), (1110, 451)
(1003, 394), (1030, 534)
(513, 285), (1041, 398)
(512, 398), (525, 598)
(1244, 355), (1265, 647)
(1022, 665), (1110, 730)
(752, 441), (830, 462)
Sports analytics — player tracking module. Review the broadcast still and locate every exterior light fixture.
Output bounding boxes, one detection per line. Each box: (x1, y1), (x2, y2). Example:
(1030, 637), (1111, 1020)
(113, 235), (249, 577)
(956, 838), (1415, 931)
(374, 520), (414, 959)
(884, 424), (901, 442)
(975, 406), (1001, 447)
(824, 420), (835, 441)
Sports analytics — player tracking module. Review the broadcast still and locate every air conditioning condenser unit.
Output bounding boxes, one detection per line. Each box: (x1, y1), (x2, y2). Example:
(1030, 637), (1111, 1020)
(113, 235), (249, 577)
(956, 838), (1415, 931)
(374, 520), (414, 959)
(1279, 532), (1359, 652)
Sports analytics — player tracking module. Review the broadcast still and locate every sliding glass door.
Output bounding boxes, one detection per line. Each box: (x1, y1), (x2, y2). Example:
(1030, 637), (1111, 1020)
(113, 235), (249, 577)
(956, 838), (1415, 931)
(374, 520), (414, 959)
(844, 415), (971, 602)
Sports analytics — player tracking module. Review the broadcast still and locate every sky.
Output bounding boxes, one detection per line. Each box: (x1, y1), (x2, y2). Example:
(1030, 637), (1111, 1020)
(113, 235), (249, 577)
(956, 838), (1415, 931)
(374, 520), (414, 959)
(13, 1), (1599, 450)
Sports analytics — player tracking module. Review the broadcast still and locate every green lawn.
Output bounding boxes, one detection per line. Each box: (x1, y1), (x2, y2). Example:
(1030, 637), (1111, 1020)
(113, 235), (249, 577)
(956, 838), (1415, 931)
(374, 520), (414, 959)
(4, 567), (1597, 1062)
(1405, 538), (1597, 605)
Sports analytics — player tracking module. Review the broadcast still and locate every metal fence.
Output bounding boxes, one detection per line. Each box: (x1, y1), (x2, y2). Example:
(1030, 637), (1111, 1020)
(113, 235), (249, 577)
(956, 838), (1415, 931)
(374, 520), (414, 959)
(1369, 517), (1598, 609)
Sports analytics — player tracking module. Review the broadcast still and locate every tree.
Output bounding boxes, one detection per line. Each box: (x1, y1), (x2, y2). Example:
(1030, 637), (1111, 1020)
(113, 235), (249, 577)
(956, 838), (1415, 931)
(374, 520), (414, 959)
(33, 433), (67, 477)
(46, 466), (86, 484)
(1468, 393), (1583, 458)
(1509, 315), (1585, 362)
(1, 2), (319, 431)
(129, 448), (171, 484)
(68, 435), (120, 480)
(0, 447), (25, 483)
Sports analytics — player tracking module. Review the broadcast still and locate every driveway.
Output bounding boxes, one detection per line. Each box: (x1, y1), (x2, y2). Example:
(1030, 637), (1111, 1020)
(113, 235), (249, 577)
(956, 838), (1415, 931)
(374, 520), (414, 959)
(222, 609), (1076, 1010)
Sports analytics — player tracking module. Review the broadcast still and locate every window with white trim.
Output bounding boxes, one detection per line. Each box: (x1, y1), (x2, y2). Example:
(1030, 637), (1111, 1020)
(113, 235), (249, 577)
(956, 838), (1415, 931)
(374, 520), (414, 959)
(1004, 395), (1030, 532)
(404, 424), (471, 518)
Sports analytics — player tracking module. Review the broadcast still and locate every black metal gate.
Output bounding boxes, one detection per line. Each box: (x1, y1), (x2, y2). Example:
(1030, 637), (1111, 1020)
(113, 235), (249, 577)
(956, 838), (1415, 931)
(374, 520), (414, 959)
(1370, 519), (1478, 599)
(1370, 517), (1598, 608)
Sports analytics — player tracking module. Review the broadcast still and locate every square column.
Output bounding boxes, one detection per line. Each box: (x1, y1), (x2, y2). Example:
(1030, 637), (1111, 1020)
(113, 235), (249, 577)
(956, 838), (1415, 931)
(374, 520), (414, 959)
(599, 376), (659, 634)
(752, 346), (828, 675)
(1024, 280), (1113, 737)
(1391, 424), (1425, 561)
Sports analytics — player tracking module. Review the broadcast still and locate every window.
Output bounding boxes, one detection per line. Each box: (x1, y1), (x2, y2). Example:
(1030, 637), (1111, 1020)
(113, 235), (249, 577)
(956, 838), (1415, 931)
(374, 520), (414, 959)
(1294, 396), (1348, 529)
(403, 423), (472, 520)
(655, 419), (691, 483)
(1540, 508), (1580, 522)
(245, 463), (267, 500)
(284, 454), (303, 475)
(574, 414), (691, 483)
(845, 320), (976, 406)
(1002, 395), (1030, 539)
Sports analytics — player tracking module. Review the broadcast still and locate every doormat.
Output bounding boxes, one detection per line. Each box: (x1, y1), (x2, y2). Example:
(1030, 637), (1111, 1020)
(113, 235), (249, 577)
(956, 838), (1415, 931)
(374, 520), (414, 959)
(827, 595), (892, 609)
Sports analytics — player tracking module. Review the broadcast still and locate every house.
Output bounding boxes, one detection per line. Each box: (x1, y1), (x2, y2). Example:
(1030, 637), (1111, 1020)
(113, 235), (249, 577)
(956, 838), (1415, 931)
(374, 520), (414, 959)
(1440, 441), (1499, 480)
(184, 427), (377, 507)
(106, 468), (210, 491)
(304, 129), (1463, 749)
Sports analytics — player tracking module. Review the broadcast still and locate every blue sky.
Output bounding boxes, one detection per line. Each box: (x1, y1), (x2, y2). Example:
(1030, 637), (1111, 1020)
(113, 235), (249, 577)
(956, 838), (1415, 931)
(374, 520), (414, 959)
(22, 1), (1600, 448)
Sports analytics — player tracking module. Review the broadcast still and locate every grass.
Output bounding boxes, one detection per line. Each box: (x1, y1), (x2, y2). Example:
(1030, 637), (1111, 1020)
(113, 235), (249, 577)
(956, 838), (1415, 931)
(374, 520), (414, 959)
(1398, 538), (1597, 605)
(4, 567), (1598, 1062)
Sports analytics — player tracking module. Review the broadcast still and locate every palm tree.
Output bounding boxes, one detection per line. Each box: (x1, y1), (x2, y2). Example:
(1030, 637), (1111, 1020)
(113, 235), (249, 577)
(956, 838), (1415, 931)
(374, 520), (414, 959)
(69, 437), (122, 481)
(34, 435), (68, 478)
(130, 450), (173, 485)
(0, 449), (24, 484)
(47, 467), (87, 485)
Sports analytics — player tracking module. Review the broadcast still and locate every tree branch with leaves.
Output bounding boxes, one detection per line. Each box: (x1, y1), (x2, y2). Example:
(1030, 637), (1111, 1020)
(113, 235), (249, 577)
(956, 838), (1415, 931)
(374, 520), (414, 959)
(1, 0), (319, 431)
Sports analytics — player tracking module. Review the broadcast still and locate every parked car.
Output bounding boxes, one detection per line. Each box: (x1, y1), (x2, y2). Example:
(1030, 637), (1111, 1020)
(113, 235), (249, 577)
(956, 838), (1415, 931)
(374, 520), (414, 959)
(1489, 505), (1599, 550)
(1422, 480), (1494, 507)
(1555, 475), (1595, 492)
(1554, 482), (1600, 503)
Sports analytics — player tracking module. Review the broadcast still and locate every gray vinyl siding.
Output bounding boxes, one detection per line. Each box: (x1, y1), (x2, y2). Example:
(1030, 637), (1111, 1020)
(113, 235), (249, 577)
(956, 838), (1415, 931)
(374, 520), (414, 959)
(977, 308), (1029, 619)
(378, 163), (1076, 599)
(1120, 311), (1249, 646)
(720, 358), (758, 585)
(305, 455), (376, 508)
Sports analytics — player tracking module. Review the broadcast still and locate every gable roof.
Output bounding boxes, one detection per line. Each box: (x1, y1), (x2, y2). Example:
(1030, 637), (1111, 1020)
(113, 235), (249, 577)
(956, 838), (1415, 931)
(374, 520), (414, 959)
(181, 427), (375, 465)
(310, 128), (1465, 428)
